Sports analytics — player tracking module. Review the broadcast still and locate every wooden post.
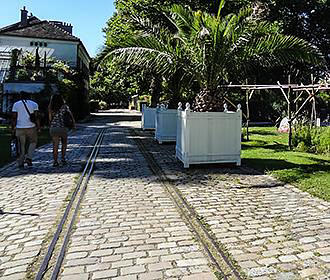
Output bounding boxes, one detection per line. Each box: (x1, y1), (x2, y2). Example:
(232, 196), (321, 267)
(311, 75), (316, 126)
(246, 87), (250, 141)
(288, 75), (292, 149)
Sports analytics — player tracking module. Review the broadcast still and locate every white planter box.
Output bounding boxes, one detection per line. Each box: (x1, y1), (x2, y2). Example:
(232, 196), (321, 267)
(176, 103), (242, 168)
(141, 105), (156, 130)
(155, 106), (177, 144)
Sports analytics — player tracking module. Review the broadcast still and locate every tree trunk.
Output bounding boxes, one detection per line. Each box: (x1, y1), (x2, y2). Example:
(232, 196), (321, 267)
(193, 88), (224, 112)
(150, 76), (162, 107)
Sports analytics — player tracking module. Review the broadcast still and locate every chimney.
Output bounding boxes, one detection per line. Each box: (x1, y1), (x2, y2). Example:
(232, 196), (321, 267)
(20, 6), (28, 26)
(50, 21), (73, 34)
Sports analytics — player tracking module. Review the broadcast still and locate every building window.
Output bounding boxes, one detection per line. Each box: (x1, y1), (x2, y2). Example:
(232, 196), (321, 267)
(30, 41), (48, 47)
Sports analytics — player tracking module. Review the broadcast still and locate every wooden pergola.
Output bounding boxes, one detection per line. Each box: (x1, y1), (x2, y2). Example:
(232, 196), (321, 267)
(219, 78), (330, 148)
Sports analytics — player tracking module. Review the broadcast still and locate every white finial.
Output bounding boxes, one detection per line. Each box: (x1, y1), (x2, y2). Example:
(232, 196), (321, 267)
(185, 103), (191, 111)
(178, 102), (182, 110)
(237, 104), (241, 111)
(160, 104), (166, 110)
(224, 103), (228, 112)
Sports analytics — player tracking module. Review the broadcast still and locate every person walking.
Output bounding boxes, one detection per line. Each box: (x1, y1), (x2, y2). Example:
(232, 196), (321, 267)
(11, 91), (40, 168)
(48, 94), (75, 167)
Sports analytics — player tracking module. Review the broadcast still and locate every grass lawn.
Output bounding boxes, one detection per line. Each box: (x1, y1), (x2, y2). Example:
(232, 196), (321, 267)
(242, 126), (330, 201)
(0, 125), (52, 168)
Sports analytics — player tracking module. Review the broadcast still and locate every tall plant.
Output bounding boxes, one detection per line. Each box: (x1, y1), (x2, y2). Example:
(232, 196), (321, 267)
(103, 1), (324, 112)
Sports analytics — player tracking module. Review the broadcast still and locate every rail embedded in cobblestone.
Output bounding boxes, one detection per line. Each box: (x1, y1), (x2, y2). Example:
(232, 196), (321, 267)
(130, 128), (246, 280)
(35, 129), (106, 280)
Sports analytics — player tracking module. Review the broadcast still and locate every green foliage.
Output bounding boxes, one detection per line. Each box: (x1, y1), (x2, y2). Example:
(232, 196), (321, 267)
(57, 73), (89, 120)
(20, 52), (35, 67)
(242, 126), (330, 201)
(293, 125), (330, 155)
(16, 69), (29, 81)
(105, 2), (323, 112)
(96, 0), (328, 114)
(91, 61), (152, 108)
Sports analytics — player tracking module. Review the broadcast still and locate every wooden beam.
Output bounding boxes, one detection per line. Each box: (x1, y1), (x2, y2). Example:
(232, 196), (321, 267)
(277, 81), (290, 104)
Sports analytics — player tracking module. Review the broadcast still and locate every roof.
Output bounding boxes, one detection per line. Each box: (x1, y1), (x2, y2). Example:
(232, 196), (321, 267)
(0, 15), (90, 59)
(0, 19), (80, 42)
(0, 16), (41, 32)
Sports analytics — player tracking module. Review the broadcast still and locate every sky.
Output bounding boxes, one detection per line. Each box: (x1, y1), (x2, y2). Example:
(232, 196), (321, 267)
(0, 0), (116, 57)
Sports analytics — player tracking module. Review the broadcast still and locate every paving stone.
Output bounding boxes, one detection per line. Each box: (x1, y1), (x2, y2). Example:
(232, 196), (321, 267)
(0, 259), (31, 270)
(139, 271), (163, 280)
(62, 266), (85, 275)
(278, 255), (299, 263)
(299, 267), (322, 278)
(121, 265), (146, 275)
(62, 273), (89, 280)
(112, 275), (137, 280)
(90, 249), (114, 257)
(239, 260), (258, 269)
(0, 273), (27, 280)
(148, 261), (173, 271)
(319, 255), (330, 262)
(247, 267), (277, 277)
(297, 252), (314, 260)
(92, 269), (118, 279)
(66, 252), (88, 259)
(299, 237), (317, 244)
(111, 260), (134, 268)
(177, 258), (209, 267)
(257, 257), (279, 266)
(86, 263), (111, 272)
(3, 264), (29, 276)
(275, 272), (297, 280)
(163, 267), (188, 277)
(182, 272), (217, 280)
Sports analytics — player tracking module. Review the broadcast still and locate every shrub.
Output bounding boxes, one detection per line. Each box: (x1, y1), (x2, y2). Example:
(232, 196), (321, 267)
(317, 127), (330, 154)
(16, 69), (29, 80)
(293, 124), (330, 155)
(99, 101), (108, 110)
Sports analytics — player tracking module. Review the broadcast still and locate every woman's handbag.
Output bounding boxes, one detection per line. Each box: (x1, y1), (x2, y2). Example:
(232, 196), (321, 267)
(63, 110), (74, 129)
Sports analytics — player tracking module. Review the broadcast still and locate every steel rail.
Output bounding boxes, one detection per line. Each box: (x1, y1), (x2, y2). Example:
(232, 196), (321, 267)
(131, 129), (244, 280)
(35, 129), (106, 280)
(50, 129), (105, 280)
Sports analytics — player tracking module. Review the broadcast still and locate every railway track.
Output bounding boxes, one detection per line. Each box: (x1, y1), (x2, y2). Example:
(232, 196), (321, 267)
(131, 129), (245, 280)
(33, 125), (244, 280)
(35, 129), (106, 280)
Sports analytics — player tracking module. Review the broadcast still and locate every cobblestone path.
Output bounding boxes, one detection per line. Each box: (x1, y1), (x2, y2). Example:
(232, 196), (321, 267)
(0, 125), (100, 280)
(139, 130), (330, 280)
(59, 126), (216, 280)
(1, 115), (329, 280)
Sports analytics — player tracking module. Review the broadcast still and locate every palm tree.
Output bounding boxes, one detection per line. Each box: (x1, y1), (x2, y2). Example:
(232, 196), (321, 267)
(102, 1), (324, 111)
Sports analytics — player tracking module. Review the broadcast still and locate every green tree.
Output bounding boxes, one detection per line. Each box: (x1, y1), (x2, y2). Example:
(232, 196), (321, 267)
(104, 2), (323, 111)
